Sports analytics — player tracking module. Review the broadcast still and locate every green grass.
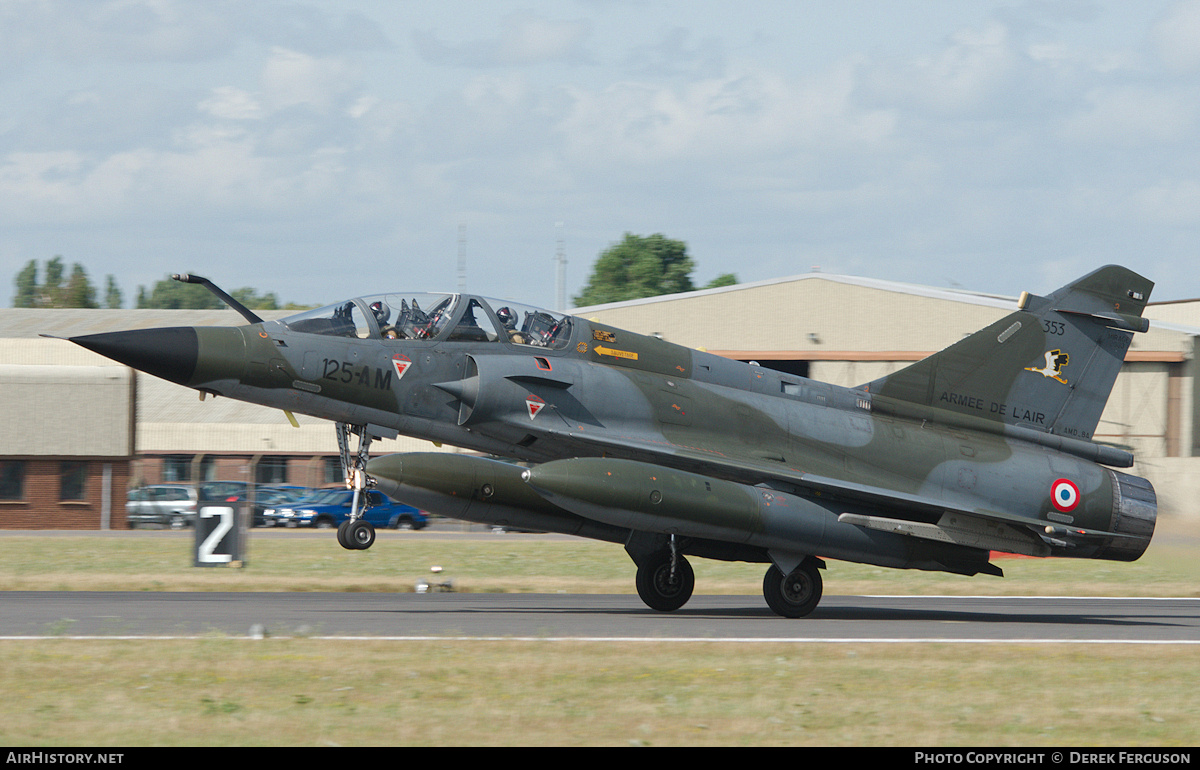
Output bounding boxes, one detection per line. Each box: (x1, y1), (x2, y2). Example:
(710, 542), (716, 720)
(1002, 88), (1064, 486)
(0, 519), (1197, 746)
(0, 640), (1197, 746)
(0, 519), (1197, 596)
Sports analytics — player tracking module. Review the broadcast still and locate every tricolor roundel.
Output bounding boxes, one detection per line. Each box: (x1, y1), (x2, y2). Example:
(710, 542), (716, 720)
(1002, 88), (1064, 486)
(1051, 478), (1080, 512)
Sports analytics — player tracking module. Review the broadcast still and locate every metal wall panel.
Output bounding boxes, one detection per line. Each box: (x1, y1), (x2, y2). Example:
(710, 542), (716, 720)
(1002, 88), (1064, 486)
(0, 365), (133, 456)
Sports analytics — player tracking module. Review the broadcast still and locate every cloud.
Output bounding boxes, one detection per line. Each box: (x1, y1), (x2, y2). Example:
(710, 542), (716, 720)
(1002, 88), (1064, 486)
(414, 12), (591, 67)
(0, 148), (161, 223)
(1133, 179), (1200, 225)
(0, 0), (237, 69)
(250, 7), (390, 56)
(197, 47), (384, 145)
(1060, 86), (1197, 145)
(199, 87), (266, 121)
(858, 21), (1023, 118)
(4, 2), (1200, 307)
(554, 65), (894, 172)
(0, 0), (389, 75)
(622, 26), (725, 79)
(1153, 0), (1200, 71)
(260, 47), (359, 114)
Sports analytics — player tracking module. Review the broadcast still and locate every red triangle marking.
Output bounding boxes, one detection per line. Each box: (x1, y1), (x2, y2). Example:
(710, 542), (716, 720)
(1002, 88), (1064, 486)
(392, 354), (412, 380)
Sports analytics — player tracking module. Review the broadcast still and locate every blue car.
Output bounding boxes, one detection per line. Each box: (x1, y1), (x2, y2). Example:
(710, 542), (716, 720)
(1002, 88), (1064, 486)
(264, 489), (427, 530)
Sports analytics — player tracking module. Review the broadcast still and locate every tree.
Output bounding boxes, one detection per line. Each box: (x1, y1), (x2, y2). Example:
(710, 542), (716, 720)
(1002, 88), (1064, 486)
(135, 277), (284, 310)
(136, 276), (224, 309)
(704, 273), (738, 289)
(42, 257), (65, 306)
(230, 287), (280, 310)
(12, 260), (299, 310)
(104, 275), (123, 309)
(62, 264), (98, 308)
(11, 257), (99, 308)
(574, 233), (696, 306)
(13, 260), (38, 308)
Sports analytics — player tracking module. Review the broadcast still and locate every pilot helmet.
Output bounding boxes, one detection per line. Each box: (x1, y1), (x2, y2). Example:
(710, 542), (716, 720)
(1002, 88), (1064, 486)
(497, 306), (517, 329)
(369, 300), (391, 325)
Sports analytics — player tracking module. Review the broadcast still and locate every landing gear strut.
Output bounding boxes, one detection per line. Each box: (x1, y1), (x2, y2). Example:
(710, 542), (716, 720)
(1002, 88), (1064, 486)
(335, 422), (376, 551)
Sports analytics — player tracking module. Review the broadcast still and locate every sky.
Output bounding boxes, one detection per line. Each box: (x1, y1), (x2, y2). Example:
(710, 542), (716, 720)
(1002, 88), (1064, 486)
(4, 0), (1200, 310)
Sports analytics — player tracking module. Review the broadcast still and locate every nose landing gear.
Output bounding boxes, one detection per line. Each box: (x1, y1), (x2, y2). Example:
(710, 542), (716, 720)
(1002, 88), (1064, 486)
(335, 422), (378, 551)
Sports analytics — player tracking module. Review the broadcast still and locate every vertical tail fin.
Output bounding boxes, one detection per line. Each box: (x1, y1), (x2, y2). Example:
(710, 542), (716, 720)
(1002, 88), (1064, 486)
(862, 265), (1154, 441)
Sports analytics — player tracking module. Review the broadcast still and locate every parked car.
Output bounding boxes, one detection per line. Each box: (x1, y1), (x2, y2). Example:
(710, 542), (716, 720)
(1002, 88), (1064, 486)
(263, 489), (427, 530)
(125, 484), (198, 529)
(262, 488), (343, 527)
(249, 486), (311, 527)
(199, 480), (253, 502)
(192, 481), (310, 526)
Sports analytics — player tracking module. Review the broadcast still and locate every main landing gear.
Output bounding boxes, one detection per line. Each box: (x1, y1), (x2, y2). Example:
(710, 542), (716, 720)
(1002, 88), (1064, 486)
(627, 532), (825, 617)
(762, 558), (824, 618)
(635, 547), (695, 612)
(628, 533), (695, 612)
(335, 422), (376, 551)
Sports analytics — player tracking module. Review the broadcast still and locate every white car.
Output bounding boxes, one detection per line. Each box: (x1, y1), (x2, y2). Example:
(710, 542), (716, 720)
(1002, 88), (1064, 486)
(125, 485), (198, 529)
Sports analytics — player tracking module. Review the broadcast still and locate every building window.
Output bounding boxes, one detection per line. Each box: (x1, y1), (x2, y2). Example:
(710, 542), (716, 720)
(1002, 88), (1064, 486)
(256, 456), (289, 485)
(162, 455), (192, 483)
(0, 461), (25, 500)
(60, 461), (86, 501)
(324, 456), (343, 485)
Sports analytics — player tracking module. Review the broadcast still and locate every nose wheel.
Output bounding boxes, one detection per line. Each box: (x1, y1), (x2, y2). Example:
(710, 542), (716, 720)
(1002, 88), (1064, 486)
(338, 518), (376, 550)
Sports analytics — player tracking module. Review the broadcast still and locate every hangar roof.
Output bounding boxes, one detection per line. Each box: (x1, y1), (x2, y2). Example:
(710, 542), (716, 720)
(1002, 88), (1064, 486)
(1146, 299), (1200, 328)
(573, 271), (1017, 314)
(0, 307), (293, 339)
(573, 271), (1195, 362)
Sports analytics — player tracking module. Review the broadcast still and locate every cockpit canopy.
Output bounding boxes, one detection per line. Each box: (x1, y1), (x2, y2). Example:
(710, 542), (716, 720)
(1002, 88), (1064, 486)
(279, 293), (574, 350)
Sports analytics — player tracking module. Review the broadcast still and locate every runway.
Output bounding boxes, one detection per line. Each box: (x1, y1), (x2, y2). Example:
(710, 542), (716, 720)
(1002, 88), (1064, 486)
(2, 591), (1198, 642)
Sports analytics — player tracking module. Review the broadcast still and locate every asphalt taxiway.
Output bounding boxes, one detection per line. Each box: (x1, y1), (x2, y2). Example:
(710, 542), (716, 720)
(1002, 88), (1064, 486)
(2, 592), (1198, 642)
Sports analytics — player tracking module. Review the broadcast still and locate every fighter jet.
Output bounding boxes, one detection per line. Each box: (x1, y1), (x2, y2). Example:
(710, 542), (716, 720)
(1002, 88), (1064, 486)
(67, 266), (1158, 617)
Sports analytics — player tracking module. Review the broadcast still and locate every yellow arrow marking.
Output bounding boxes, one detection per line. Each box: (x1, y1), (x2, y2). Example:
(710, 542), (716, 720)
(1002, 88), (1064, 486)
(594, 345), (639, 361)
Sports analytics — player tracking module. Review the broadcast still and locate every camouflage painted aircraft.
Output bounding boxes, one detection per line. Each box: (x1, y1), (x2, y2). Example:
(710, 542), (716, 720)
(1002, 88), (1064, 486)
(67, 266), (1157, 617)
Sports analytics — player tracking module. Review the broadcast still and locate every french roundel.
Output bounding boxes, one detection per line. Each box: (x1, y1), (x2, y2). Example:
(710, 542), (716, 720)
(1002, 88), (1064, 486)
(1051, 478), (1080, 512)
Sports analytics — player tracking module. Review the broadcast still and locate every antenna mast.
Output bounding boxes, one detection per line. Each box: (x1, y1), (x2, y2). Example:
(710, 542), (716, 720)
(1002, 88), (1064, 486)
(457, 223), (467, 294)
(555, 221), (567, 311)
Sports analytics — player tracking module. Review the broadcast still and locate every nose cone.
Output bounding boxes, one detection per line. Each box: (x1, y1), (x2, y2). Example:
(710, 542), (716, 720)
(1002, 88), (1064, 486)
(69, 327), (199, 386)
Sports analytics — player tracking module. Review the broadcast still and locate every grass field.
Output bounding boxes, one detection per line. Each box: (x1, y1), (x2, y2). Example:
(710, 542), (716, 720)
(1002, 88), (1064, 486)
(1, 514), (1199, 596)
(1, 518), (1197, 746)
(2, 640), (1197, 747)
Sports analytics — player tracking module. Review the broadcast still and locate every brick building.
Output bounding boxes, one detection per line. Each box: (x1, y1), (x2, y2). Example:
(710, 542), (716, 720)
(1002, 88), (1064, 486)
(0, 363), (133, 528)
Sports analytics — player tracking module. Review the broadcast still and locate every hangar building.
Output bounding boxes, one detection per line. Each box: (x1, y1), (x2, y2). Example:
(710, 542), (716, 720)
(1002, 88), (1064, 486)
(2, 270), (1198, 528)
